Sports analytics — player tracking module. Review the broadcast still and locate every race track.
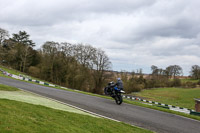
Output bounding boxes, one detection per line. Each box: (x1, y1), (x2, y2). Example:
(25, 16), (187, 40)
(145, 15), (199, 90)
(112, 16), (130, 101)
(0, 76), (200, 133)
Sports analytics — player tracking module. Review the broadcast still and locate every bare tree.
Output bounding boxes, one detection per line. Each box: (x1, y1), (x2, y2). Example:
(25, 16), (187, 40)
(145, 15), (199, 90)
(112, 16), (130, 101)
(60, 42), (74, 57)
(68, 44), (112, 93)
(91, 48), (112, 93)
(190, 65), (200, 79)
(151, 65), (158, 72)
(151, 65), (158, 75)
(0, 28), (9, 45)
(0, 28), (9, 64)
(166, 65), (183, 79)
(41, 41), (60, 82)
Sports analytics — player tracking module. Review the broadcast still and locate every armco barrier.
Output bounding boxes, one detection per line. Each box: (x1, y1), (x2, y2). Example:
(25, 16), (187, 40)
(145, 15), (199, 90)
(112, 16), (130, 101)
(0, 69), (56, 88)
(123, 95), (195, 115)
(190, 111), (200, 116)
(44, 83), (49, 86)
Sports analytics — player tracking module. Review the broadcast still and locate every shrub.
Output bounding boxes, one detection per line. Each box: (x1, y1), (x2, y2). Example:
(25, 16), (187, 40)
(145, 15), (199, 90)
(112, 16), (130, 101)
(172, 78), (181, 87)
(182, 81), (197, 88)
(28, 66), (40, 77)
(145, 79), (156, 88)
(124, 81), (143, 93)
(197, 80), (200, 85)
(135, 84), (145, 91)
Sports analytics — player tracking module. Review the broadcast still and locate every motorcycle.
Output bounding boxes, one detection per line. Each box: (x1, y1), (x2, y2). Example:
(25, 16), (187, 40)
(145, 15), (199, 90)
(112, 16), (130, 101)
(104, 81), (125, 105)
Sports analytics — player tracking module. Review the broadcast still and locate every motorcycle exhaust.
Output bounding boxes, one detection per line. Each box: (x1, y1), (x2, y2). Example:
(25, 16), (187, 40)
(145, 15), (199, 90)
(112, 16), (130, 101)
(120, 90), (125, 93)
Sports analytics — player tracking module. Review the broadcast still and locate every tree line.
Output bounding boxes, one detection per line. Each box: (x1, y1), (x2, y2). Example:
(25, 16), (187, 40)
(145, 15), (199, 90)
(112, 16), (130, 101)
(0, 28), (112, 94)
(0, 27), (200, 94)
(121, 65), (200, 93)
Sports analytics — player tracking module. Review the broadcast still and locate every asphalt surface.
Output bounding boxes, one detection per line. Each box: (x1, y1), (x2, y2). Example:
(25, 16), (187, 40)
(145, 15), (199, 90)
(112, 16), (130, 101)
(0, 76), (200, 133)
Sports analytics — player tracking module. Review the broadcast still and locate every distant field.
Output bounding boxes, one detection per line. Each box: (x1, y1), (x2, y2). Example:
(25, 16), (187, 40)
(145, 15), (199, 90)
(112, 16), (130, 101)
(168, 78), (199, 83)
(132, 87), (200, 109)
(180, 78), (199, 83)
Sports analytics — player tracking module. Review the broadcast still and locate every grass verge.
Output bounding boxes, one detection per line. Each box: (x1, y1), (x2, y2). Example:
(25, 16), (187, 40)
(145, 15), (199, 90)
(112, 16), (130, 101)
(0, 65), (56, 85)
(0, 84), (19, 91)
(0, 65), (23, 75)
(0, 99), (152, 133)
(0, 90), (93, 116)
(132, 87), (200, 109)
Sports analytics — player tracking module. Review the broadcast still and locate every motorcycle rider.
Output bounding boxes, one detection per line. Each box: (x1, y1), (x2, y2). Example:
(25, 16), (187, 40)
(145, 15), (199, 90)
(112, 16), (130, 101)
(105, 78), (123, 96)
(115, 78), (123, 90)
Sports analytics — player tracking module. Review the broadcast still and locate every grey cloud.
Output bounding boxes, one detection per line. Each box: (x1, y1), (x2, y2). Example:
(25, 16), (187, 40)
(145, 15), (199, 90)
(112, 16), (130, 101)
(1, 0), (200, 75)
(152, 44), (200, 57)
(0, 0), (156, 26)
(110, 0), (200, 46)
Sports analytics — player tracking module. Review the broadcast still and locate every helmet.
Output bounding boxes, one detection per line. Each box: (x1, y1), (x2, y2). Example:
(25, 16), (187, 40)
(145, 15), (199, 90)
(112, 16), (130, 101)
(117, 78), (121, 81)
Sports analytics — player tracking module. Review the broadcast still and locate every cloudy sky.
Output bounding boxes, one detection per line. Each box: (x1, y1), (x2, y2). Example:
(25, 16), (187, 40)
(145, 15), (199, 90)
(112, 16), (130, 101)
(1, 0), (200, 75)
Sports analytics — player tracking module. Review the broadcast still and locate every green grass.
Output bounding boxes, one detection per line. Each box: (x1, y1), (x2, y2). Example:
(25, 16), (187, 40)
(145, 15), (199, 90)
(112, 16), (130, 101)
(0, 65), (23, 75)
(0, 90), (94, 116)
(132, 87), (200, 109)
(0, 99), (152, 133)
(0, 71), (11, 78)
(180, 78), (199, 83)
(0, 65), (56, 85)
(0, 84), (19, 91)
(169, 78), (199, 83)
(0, 65), (31, 80)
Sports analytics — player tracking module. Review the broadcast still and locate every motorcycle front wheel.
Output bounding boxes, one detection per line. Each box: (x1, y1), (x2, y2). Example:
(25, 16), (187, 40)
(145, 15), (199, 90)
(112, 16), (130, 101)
(115, 95), (123, 105)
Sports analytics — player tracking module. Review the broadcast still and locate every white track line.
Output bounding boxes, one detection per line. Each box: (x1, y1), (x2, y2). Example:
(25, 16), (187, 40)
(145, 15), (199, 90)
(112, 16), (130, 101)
(17, 88), (120, 122)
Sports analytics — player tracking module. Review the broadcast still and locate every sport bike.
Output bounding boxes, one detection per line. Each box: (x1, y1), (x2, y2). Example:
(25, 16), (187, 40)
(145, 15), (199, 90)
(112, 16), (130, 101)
(104, 81), (125, 105)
